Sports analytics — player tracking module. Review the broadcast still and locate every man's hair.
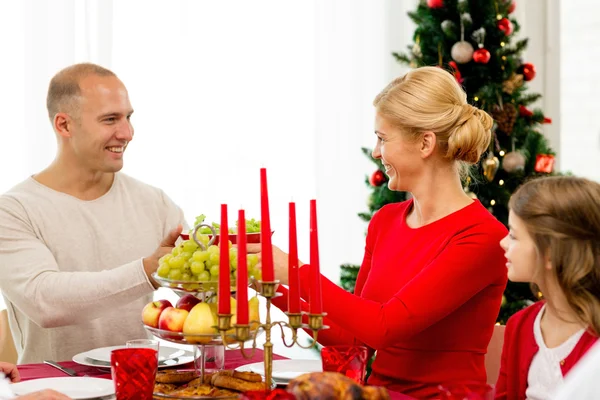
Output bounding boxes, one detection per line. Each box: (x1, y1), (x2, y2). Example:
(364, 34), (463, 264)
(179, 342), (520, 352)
(46, 63), (116, 121)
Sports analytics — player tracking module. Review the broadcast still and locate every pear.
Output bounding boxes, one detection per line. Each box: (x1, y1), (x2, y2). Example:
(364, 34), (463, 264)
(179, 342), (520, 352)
(183, 302), (217, 344)
(249, 296), (260, 330)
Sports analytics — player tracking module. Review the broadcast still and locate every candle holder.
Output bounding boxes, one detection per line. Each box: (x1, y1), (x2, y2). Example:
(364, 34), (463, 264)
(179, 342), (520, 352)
(216, 279), (328, 390)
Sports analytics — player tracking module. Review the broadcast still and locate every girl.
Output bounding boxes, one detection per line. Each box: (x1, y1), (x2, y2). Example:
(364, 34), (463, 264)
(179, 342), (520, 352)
(496, 176), (600, 399)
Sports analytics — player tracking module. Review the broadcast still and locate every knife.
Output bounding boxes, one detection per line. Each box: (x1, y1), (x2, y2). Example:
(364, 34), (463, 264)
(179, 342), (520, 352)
(43, 360), (81, 377)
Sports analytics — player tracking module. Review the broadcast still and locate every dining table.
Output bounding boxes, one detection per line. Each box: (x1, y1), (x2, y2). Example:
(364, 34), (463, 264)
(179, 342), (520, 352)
(17, 349), (414, 399)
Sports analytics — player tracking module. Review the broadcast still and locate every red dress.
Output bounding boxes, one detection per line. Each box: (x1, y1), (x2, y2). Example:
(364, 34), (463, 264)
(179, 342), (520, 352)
(274, 199), (508, 399)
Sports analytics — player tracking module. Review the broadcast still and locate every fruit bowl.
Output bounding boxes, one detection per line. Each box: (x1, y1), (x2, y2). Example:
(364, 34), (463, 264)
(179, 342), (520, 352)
(144, 325), (258, 346)
(152, 273), (258, 293)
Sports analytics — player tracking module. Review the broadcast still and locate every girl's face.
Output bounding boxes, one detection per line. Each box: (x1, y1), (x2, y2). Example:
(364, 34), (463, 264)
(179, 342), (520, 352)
(500, 211), (546, 284)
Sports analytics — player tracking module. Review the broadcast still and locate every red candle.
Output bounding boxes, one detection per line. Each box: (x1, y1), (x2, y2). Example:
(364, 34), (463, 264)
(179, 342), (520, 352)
(236, 209), (249, 324)
(260, 168), (275, 282)
(218, 204), (231, 315)
(288, 202), (301, 313)
(309, 199), (323, 314)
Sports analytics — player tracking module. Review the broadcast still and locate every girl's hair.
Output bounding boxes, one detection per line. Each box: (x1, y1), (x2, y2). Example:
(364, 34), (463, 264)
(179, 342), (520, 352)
(373, 66), (493, 173)
(509, 175), (600, 335)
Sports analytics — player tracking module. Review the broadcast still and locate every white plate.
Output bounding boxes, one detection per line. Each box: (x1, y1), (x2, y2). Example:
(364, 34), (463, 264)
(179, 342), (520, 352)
(11, 377), (114, 399)
(73, 349), (194, 369)
(82, 345), (185, 363)
(236, 359), (322, 382)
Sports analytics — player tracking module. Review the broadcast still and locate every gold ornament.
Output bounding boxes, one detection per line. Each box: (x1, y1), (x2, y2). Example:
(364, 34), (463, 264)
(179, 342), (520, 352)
(502, 73), (524, 94)
(483, 152), (500, 182)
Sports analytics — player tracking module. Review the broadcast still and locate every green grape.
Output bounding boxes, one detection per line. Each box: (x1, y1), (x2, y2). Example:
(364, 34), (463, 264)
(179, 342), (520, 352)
(182, 262), (191, 273)
(159, 254), (173, 264)
(209, 264), (220, 277)
(169, 256), (186, 269)
(169, 269), (183, 280)
(157, 263), (170, 277)
(248, 267), (262, 280)
(171, 247), (181, 256)
(198, 235), (210, 247)
(230, 255), (238, 270)
(181, 272), (192, 281)
(209, 253), (220, 265)
(190, 261), (205, 275)
(182, 240), (198, 253)
(197, 271), (210, 282)
(247, 254), (259, 268)
(180, 251), (193, 261)
(205, 259), (213, 268)
(207, 245), (219, 254)
(192, 250), (209, 263)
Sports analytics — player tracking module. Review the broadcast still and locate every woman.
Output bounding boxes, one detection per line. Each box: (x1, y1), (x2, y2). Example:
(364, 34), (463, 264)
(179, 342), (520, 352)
(249, 66), (507, 398)
(496, 176), (600, 399)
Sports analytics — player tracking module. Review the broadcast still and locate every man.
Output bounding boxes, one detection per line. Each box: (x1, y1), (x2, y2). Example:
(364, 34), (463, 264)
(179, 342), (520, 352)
(0, 63), (185, 363)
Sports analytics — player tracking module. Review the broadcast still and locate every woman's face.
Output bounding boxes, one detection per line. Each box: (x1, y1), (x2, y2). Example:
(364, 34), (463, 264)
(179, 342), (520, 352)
(372, 114), (422, 192)
(500, 211), (543, 283)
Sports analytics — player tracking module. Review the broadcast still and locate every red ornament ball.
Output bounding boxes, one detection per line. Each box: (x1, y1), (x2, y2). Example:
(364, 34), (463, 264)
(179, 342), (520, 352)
(508, 1), (516, 13)
(427, 0), (444, 8)
(473, 48), (491, 64)
(518, 63), (536, 81)
(370, 170), (386, 187)
(497, 18), (514, 36)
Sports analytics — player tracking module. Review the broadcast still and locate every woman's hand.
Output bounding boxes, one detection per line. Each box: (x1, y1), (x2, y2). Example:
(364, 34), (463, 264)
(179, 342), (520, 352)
(246, 244), (305, 285)
(17, 389), (73, 399)
(0, 361), (20, 382)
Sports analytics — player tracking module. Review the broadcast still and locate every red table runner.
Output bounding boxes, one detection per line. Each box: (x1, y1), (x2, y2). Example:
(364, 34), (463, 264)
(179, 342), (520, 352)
(17, 349), (413, 399)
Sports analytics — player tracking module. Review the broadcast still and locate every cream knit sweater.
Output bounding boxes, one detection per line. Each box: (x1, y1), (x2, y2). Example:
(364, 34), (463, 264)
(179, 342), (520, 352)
(0, 173), (186, 363)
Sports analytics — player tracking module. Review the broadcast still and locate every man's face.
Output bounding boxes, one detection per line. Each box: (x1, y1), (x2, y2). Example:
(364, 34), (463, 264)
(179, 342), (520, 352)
(67, 75), (134, 174)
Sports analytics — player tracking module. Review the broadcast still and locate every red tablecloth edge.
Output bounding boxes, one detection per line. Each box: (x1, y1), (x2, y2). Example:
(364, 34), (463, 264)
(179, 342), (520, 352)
(17, 349), (413, 400)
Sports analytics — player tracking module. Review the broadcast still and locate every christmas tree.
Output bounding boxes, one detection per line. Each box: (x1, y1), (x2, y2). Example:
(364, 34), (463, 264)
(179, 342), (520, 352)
(341, 0), (556, 324)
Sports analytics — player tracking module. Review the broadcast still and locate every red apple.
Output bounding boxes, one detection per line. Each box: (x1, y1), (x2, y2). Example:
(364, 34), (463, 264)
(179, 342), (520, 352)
(158, 307), (189, 332)
(176, 294), (202, 312)
(141, 299), (172, 328)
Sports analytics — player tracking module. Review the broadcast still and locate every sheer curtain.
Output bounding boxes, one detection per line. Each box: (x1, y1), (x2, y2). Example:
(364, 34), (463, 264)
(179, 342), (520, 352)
(0, 1), (416, 355)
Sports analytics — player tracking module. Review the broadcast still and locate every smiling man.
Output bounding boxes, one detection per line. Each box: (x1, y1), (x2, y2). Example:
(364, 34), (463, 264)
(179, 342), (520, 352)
(0, 63), (186, 363)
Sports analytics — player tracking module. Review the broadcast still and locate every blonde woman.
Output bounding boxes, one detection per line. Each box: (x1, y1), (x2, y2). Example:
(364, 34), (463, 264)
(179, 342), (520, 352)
(249, 66), (508, 398)
(496, 176), (600, 400)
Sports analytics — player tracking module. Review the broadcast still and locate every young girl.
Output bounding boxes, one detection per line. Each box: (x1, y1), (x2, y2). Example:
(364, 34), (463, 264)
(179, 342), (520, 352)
(496, 176), (600, 400)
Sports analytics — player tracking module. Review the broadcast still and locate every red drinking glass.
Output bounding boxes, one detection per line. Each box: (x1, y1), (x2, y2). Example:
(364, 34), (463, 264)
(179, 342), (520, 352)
(321, 345), (368, 384)
(437, 382), (494, 400)
(111, 348), (158, 400)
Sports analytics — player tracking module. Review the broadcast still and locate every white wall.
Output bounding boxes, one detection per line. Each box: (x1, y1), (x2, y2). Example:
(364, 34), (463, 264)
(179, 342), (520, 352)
(559, 0), (600, 181)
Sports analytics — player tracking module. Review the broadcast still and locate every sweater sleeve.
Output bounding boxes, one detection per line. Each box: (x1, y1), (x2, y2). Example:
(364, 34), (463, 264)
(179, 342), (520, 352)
(272, 285), (358, 346)
(0, 196), (155, 329)
(297, 227), (506, 349)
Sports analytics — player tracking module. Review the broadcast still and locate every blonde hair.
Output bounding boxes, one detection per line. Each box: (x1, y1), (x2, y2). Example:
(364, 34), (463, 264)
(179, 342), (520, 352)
(46, 62), (116, 121)
(373, 66), (493, 170)
(510, 176), (600, 335)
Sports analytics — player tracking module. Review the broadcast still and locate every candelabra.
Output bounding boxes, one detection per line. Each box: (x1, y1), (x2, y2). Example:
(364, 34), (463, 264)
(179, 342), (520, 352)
(217, 280), (328, 390)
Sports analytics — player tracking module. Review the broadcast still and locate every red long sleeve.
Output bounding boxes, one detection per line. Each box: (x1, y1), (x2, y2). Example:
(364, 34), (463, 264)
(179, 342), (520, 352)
(294, 200), (508, 399)
(272, 285), (357, 345)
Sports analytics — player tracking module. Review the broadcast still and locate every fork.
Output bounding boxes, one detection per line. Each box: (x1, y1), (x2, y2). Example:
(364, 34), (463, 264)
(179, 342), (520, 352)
(43, 360), (88, 377)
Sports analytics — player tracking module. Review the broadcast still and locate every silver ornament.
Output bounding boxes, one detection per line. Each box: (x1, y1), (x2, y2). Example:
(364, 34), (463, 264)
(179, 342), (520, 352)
(451, 41), (474, 64)
(441, 20), (456, 36)
(502, 151), (526, 173)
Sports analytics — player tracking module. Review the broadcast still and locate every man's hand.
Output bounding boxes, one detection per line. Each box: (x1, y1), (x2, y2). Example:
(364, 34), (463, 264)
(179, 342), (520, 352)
(246, 243), (305, 285)
(143, 224), (183, 283)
